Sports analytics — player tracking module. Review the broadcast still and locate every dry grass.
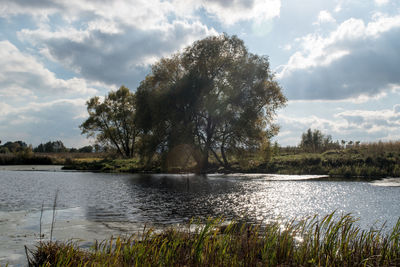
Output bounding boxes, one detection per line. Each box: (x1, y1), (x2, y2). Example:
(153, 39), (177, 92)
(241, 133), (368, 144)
(26, 213), (400, 266)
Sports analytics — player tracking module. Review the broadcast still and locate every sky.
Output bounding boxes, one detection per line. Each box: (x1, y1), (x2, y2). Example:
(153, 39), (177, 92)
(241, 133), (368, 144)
(0, 0), (399, 147)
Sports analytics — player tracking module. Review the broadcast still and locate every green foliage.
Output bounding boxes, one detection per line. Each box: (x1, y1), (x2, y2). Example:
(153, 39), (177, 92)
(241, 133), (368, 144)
(62, 157), (147, 173)
(136, 34), (286, 172)
(263, 144), (400, 178)
(0, 146), (10, 154)
(300, 128), (340, 153)
(27, 213), (400, 266)
(78, 145), (93, 153)
(80, 86), (138, 158)
(0, 140), (28, 153)
(34, 140), (67, 153)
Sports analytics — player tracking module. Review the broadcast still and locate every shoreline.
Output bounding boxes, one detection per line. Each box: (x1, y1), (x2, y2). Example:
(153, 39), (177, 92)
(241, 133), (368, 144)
(25, 213), (400, 266)
(0, 162), (399, 180)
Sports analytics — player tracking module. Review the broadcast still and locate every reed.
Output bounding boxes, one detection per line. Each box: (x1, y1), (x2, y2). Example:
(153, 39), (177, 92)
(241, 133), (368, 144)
(26, 213), (400, 266)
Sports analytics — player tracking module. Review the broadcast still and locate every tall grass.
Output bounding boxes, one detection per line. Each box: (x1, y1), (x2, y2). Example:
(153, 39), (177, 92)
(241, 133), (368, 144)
(26, 213), (400, 266)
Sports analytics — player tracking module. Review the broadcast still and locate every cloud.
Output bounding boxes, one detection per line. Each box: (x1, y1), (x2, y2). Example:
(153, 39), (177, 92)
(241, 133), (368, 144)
(0, 0), (172, 28)
(0, 99), (89, 147)
(18, 20), (216, 88)
(279, 13), (400, 100)
(336, 106), (400, 129)
(175, 0), (281, 25)
(314, 10), (336, 25)
(277, 103), (400, 145)
(394, 104), (400, 113)
(0, 40), (97, 100)
(4, 0), (222, 89)
(1, 0), (281, 26)
(375, 0), (389, 6)
(4, 0), (281, 89)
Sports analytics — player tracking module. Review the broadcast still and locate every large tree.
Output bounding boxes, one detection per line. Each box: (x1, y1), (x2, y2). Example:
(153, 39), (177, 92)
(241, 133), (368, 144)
(136, 34), (286, 171)
(80, 86), (137, 158)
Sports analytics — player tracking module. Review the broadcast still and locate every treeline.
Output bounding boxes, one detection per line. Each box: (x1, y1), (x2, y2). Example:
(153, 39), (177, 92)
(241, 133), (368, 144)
(79, 34), (286, 173)
(280, 128), (363, 154)
(0, 140), (102, 165)
(0, 140), (31, 154)
(261, 129), (400, 178)
(33, 141), (96, 153)
(264, 150), (400, 178)
(0, 140), (96, 154)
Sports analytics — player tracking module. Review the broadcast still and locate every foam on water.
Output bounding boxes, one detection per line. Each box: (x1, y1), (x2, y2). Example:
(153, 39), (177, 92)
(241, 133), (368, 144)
(208, 173), (328, 181)
(370, 178), (400, 187)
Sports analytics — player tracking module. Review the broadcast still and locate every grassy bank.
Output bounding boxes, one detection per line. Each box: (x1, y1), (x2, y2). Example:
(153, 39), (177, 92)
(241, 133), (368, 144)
(3, 141), (399, 179)
(62, 147), (400, 179)
(62, 157), (155, 172)
(0, 152), (105, 166)
(0, 153), (56, 165)
(259, 149), (400, 178)
(26, 214), (400, 266)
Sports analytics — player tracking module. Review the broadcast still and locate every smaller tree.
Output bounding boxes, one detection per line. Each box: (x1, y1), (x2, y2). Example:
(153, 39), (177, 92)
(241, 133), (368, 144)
(0, 146), (10, 154)
(78, 145), (93, 153)
(80, 86), (138, 158)
(300, 129), (339, 152)
(34, 141), (67, 153)
(3, 141), (27, 153)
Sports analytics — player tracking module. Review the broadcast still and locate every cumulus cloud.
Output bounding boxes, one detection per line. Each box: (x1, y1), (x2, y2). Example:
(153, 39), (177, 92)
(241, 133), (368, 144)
(0, 40), (102, 146)
(173, 0), (281, 25)
(3, 0), (226, 89)
(375, 0), (389, 6)
(336, 106), (400, 130)
(3, 0), (282, 88)
(18, 20), (216, 88)
(314, 10), (336, 25)
(0, 40), (97, 99)
(277, 103), (400, 145)
(0, 0), (172, 28)
(1, 0), (281, 26)
(0, 99), (89, 146)
(279, 13), (400, 100)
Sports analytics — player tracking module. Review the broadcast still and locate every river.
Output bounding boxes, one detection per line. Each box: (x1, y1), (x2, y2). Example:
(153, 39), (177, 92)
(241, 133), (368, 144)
(0, 166), (399, 266)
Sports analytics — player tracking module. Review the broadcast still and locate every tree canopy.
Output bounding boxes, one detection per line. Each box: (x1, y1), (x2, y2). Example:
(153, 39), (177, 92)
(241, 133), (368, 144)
(299, 128), (340, 152)
(136, 34), (286, 172)
(80, 86), (138, 158)
(34, 140), (67, 153)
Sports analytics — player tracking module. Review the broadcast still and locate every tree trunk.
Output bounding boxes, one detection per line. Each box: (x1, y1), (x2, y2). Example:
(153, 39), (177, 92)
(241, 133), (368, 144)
(221, 145), (230, 168)
(201, 151), (209, 173)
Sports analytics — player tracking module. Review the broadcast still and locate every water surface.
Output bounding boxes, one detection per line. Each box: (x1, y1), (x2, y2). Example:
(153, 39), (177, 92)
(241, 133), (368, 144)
(1, 169), (399, 266)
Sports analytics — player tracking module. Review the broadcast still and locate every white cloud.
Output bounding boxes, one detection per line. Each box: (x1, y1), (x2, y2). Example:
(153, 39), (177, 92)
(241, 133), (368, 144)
(278, 13), (400, 100)
(0, 40), (97, 98)
(394, 104), (400, 113)
(0, 98), (89, 147)
(277, 103), (400, 146)
(375, 0), (389, 6)
(198, 0), (281, 25)
(2, 0), (282, 89)
(314, 10), (336, 25)
(18, 20), (217, 88)
(335, 106), (400, 135)
(0, 0), (172, 30)
(1, 0), (281, 27)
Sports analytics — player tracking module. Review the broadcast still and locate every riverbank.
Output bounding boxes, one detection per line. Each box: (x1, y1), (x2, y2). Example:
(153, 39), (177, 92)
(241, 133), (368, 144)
(261, 149), (400, 178)
(0, 152), (104, 166)
(2, 144), (399, 179)
(61, 148), (400, 179)
(26, 214), (400, 266)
